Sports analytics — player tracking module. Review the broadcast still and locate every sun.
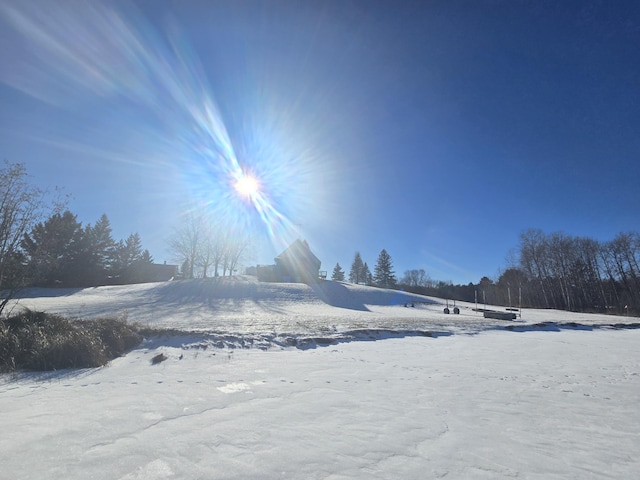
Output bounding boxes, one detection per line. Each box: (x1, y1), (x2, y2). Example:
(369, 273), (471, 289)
(234, 173), (260, 197)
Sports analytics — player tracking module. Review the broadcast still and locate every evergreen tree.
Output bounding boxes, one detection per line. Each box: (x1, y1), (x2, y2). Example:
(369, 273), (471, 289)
(116, 233), (143, 268)
(91, 214), (116, 272)
(125, 233), (144, 263)
(140, 249), (153, 263)
(20, 206), (157, 287)
(110, 239), (127, 278)
(128, 246), (154, 284)
(331, 262), (345, 281)
(111, 233), (146, 283)
(65, 214), (115, 286)
(373, 249), (397, 288)
(22, 210), (83, 286)
(349, 252), (364, 284)
(362, 262), (373, 286)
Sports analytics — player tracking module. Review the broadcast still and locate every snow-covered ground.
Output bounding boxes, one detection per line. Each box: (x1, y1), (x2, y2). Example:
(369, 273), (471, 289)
(7, 275), (638, 340)
(2, 277), (639, 479)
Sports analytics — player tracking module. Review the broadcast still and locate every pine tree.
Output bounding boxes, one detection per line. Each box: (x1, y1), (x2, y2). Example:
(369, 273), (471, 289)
(140, 249), (153, 263)
(349, 252), (364, 284)
(22, 210), (83, 286)
(112, 233), (146, 283)
(362, 262), (372, 286)
(65, 214), (115, 286)
(373, 249), (397, 288)
(88, 214), (116, 277)
(128, 246), (154, 284)
(331, 262), (345, 281)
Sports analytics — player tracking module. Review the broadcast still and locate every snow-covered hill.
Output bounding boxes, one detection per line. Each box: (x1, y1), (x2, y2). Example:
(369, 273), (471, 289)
(10, 276), (636, 343)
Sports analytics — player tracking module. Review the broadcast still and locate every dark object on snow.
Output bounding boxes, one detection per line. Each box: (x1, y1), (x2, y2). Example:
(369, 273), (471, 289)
(151, 353), (168, 365)
(483, 310), (517, 320)
(443, 307), (450, 314)
(453, 307), (460, 314)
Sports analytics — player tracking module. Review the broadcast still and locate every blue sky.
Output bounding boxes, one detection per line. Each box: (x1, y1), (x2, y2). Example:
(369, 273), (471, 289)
(1, 1), (639, 285)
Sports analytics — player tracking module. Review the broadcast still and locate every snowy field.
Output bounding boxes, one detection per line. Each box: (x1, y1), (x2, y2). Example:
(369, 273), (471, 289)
(2, 277), (639, 479)
(7, 276), (638, 340)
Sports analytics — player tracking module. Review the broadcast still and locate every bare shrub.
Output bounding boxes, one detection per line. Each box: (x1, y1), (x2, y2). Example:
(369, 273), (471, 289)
(0, 310), (142, 372)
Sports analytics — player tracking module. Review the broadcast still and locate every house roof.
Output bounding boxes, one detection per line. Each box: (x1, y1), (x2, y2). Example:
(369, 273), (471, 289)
(275, 239), (321, 268)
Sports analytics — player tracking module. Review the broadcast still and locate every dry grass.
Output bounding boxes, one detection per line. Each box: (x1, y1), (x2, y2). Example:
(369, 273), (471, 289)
(0, 310), (142, 372)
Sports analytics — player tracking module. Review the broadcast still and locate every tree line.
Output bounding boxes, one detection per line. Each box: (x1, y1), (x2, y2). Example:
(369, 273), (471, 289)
(459, 229), (640, 314)
(22, 211), (154, 288)
(513, 228), (640, 313)
(394, 229), (640, 315)
(334, 255), (469, 302)
(330, 249), (398, 289)
(329, 229), (640, 316)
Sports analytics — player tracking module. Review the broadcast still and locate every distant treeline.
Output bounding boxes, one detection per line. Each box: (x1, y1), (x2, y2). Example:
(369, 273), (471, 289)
(398, 229), (640, 315)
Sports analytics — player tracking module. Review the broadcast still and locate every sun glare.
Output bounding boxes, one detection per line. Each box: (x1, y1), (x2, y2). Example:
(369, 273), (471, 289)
(234, 173), (260, 197)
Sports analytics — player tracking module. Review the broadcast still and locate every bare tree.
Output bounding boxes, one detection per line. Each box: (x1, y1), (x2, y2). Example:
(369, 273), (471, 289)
(168, 213), (204, 279)
(516, 229), (640, 313)
(0, 162), (46, 315)
(604, 233), (640, 310)
(222, 230), (252, 276)
(169, 213), (254, 279)
(196, 222), (218, 278)
(400, 268), (430, 288)
(518, 229), (554, 308)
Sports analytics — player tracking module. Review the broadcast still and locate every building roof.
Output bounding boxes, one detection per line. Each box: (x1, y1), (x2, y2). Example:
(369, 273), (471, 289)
(275, 239), (321, 269)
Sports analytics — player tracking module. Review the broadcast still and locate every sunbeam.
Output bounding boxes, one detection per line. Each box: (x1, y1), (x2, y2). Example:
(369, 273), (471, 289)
(0, 1), (334, 252)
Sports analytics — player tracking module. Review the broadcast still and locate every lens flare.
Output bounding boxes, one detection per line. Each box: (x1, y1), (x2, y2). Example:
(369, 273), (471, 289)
(0, 1), (344, 256)
(234, 173), (260, 198)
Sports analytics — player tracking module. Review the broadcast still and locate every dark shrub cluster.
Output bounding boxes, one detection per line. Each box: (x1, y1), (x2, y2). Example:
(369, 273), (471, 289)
(0, 310), (142, 372)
